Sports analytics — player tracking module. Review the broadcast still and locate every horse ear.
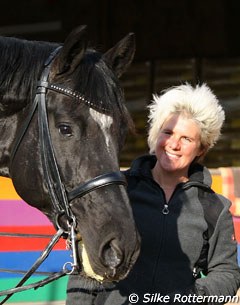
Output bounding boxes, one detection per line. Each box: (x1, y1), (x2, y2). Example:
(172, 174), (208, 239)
(53, 25), (88, 76)
(103, 33), (135, 78)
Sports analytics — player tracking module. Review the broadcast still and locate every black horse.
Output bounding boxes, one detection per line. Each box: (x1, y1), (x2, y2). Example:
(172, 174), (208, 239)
(0, 26), (140, 282)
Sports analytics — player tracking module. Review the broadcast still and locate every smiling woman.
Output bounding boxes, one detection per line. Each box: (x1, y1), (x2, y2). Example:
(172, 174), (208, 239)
(66, 83), (240, 305)
(152, 114), (204, 202)
(148, 84), (225, 153)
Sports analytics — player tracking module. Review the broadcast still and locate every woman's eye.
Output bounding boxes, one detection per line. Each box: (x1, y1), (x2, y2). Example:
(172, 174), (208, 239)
(161, 130), (172, 135)
(183, 137), (191, 143)
(58, 124), (73, 137)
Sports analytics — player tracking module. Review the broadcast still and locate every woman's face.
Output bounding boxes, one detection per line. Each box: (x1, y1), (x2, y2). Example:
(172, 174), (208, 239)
(155, 114), (204, 176)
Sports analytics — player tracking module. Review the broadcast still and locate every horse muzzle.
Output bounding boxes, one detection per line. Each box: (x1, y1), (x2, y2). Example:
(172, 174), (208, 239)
(79, 236), (140, 282)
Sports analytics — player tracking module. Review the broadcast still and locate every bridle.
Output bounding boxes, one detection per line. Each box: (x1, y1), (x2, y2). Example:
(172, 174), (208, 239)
(11, 46), (127, 220)
(2, 46), (127, 302)
(11, 44), (127, 225)
(11, 44), (127, 244)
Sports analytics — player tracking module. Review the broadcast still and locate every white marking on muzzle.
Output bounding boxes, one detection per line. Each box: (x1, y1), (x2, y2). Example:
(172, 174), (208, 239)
(81, 243), (104, 282)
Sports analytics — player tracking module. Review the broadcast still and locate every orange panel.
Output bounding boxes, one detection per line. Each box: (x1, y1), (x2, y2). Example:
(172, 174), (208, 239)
(0, 177), (21, 200)
(0, 175), (225, 199)
(211, 175), (223, 194)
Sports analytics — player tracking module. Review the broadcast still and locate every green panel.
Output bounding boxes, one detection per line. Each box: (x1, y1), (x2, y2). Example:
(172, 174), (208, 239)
(0, 276), (68, 303)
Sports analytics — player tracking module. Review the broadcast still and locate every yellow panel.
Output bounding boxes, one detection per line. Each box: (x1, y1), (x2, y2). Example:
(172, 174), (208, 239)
(0, 174), (225, 200)
(211, 175), (223, 194)
(0, 177), (21, 200)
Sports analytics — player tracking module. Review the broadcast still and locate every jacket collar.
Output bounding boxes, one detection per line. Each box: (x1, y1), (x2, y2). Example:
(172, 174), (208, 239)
(128, 154), (212, 188)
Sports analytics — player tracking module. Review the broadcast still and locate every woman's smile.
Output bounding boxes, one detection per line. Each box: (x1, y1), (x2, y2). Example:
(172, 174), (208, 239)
(154, 113), (204, 177)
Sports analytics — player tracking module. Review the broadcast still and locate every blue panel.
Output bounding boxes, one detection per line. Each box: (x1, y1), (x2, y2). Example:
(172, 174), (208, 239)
(0, 250), (71, 278)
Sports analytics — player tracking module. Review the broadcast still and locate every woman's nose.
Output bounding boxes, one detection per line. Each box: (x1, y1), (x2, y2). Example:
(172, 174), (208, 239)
(168, 136), (180, 149)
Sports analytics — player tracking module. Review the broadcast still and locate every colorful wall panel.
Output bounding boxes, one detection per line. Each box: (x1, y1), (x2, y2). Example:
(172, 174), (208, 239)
(0, 177), (69, 303)
(1, 173), (240, 303)
(211, 172), (240, 243)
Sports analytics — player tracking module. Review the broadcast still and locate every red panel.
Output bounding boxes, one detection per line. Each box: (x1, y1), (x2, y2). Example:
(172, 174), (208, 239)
(233, 217), (240, 243)
(0, 226), (66, 251)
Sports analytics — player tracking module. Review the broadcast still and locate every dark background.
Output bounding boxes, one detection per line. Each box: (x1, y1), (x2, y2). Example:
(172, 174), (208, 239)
(1, 0), (240, 167)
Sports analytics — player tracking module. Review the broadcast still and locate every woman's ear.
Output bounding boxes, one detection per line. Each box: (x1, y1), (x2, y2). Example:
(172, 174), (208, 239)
(196, 145), (208, 162)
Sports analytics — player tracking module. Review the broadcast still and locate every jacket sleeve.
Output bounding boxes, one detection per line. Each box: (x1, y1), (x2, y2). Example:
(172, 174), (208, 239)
(66, 274), (97, 305)
(66, 274), (116, 305)
(194, 196), (240, 300)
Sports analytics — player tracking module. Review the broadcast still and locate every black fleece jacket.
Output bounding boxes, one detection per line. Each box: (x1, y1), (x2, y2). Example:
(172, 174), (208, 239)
(66, 155), (240, 305)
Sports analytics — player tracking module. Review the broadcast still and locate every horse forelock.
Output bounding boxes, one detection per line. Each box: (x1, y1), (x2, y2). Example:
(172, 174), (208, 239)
(71, 49), (133, 135)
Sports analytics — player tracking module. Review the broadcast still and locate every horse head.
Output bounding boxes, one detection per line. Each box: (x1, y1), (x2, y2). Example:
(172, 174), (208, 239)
(6, 26), (140, 282)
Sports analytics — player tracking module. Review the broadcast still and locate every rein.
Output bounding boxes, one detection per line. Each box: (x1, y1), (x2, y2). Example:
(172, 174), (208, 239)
(2, 46), (127, 302)
(0, 229), (66, 304)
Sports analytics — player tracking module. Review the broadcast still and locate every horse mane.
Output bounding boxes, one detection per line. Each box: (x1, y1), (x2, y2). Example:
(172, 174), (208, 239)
(0, 36), (57, 116)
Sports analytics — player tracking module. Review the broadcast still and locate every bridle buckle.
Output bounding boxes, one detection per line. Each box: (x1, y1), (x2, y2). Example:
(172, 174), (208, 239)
(63, 218), (79, 274)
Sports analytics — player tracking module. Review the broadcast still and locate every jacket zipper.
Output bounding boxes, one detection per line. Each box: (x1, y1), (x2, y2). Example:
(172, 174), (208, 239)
(161, 181), (211, 215)
(161, 183), (183, 215)
(162, 204), (169, 215)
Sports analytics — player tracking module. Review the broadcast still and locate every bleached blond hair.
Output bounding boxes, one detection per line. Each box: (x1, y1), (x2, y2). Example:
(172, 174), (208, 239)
(147, 83), (225, 154)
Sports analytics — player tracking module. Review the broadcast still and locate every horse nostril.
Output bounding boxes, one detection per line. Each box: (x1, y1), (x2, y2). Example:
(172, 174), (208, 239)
(101, 239), (123, 269)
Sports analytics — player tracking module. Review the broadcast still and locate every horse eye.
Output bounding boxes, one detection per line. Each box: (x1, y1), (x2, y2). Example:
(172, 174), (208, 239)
(58, 124), (73, 137)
